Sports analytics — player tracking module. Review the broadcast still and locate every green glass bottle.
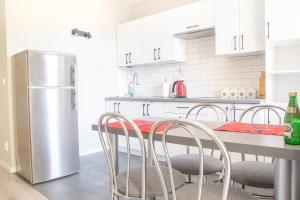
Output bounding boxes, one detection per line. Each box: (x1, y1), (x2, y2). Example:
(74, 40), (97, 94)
(284, 92), (300, 145)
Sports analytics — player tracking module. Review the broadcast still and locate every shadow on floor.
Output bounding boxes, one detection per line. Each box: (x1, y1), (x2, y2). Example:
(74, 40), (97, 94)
(34, 152), (140, 200)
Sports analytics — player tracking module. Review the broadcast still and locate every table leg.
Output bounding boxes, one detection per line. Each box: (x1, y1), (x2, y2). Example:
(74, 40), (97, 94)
(110, 134), (119, 174)
(148, 140), (156, 200)
(274, 159), (291, 200)
(148, 139), (154, 165)
(291, 160), (300, 200)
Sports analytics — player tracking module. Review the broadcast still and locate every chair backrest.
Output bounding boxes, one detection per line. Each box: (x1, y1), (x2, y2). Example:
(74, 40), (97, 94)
(98, 112), (147, 200)
(239, 105), (286, 163)
(149, 119), (231, 200)
(239, 104), (286, 125)
(186, 104), (229, 122)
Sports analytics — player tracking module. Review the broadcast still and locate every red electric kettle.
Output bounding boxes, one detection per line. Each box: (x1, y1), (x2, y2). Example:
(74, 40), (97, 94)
(172, 80), (187, 98)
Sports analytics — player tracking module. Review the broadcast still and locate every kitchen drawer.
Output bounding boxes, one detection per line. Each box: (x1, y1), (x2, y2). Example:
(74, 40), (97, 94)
(165, 112), (206, 119)
(164, 102), (198, 114)
(233, 104), (265, 123)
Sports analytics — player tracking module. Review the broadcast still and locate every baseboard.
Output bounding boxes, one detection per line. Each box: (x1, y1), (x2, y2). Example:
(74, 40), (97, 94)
(0, 159), (16, 173)
(10, 166), (17, 173)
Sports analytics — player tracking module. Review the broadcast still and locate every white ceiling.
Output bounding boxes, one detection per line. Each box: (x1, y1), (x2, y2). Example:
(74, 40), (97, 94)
(118, 0), (144, 5)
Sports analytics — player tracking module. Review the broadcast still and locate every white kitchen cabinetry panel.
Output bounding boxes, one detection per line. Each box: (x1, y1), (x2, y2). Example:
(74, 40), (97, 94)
(234, 104), (265, 123)
(105, 101), (140, 118)
(106, 101), (165, 118)
(142, 12), (186, 65)
(117, 9), (186, 67)
(266, 0), (300, 41)
(145, 102), (165, 117)
(239, 0), (265, 53)
(105, 101), (119, 113)
(206, 104), (233, 122)
(215, 0), (265, 55)
(117, 20), (143, 67)
(172, 0), (215, 34)
(215, 0), (240, 55)
(164, 102), (206, 119)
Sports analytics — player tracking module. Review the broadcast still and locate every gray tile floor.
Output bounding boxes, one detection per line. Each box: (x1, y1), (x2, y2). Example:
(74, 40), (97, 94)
(34, 152), (140, 200)
(34, 152), (270, 200)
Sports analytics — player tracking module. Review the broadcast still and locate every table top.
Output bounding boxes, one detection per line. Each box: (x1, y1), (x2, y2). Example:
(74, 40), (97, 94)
(91, 117), (300, 161)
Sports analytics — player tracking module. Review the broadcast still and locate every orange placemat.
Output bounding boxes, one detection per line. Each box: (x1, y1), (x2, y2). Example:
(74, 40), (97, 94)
(108, 120), (167, 134)
(214, 122), (285, 136)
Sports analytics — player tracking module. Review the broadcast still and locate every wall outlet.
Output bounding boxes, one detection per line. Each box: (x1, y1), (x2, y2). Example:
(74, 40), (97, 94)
(4, 141), (8, 151)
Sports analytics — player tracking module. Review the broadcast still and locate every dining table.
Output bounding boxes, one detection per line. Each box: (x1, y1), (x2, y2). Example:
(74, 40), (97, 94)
(91, 117), (300, 200)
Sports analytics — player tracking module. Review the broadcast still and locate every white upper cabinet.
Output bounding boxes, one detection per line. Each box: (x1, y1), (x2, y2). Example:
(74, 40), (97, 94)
(266, 0), (300, 41)
(215, 0), (240, 55)
(239, 0), (265, 53)
(117, 19), (143, 67)
(215, 0), (265, 55)
(172, 0), (215, 34)
(142, 11), (183, 64)
(117, 11), (185, 67)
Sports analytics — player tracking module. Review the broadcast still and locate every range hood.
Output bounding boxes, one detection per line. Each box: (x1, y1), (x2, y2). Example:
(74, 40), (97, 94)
(174, 28), (215, 40)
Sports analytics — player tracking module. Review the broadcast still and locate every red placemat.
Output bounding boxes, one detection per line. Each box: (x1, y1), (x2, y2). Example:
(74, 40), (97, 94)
(214, 122), (285, 136)
(108, 120), (167, 134)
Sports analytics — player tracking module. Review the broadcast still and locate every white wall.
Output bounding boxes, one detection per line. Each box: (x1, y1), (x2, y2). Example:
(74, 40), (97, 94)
(0, 0), (13, 171)
(130, 0), (199, 19)
(1, 0), (131, 170)
(131, 36), (265, 98)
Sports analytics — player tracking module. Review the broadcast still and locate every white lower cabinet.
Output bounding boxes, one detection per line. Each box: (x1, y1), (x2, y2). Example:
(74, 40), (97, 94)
(105, 100), (264, 158)
(234, 104), (265, 123)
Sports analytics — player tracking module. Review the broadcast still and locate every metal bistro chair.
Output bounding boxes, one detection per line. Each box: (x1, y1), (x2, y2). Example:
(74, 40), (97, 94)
(231, 105), (286, 199)
(97, 112), (186, 200)
(170, 104), (228, 182)
(149, 118), (256, 200)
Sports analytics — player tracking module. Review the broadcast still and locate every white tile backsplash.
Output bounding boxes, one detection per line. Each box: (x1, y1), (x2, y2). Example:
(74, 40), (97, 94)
(130, 36), (265, 98)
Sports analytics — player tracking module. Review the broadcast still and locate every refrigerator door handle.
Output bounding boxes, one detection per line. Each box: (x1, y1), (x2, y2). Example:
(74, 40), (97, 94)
(71, 65), (76, 87)
(71, 89), (78, 110)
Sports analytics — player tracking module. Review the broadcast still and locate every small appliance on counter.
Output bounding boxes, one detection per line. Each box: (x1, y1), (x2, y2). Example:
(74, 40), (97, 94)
(172, 80), (187, 98)
(162, 78), (171, 98)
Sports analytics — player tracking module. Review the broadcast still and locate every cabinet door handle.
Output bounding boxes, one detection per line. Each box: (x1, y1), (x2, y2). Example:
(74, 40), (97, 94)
(187, 25), (199, 29)
(146, 104), (150, 116)
(118, 103), (120, 113)
(125, 53), (128, 64)
(142, 104), (145, 116)
(176, 106), (190, 109)
(158, 48), (161, 60)
(113, 103), (117, 112)
(153, 49), (157, 60)
(241, 34), (244, 50)
(129, 52), (132, 63)
(233, 36), (237, 50)
(267, 22), (270, 39)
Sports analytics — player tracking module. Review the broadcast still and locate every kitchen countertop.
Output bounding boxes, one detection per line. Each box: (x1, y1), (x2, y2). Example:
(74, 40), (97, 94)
(105, 96), (264, 104)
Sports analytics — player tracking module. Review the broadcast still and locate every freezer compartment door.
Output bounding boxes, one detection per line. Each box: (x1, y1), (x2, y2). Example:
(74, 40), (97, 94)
(29, 88), (79, 183)
(28, 52), (76, 87)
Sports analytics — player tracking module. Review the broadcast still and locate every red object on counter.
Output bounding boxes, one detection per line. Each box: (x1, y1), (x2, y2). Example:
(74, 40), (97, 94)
(172, 80), (187, 98)
(107, 120), (167, 133)
(214, 122), (285, 136)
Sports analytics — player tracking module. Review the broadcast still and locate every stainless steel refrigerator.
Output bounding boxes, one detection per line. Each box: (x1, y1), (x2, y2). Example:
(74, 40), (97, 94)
(13, 50), (80, 184)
